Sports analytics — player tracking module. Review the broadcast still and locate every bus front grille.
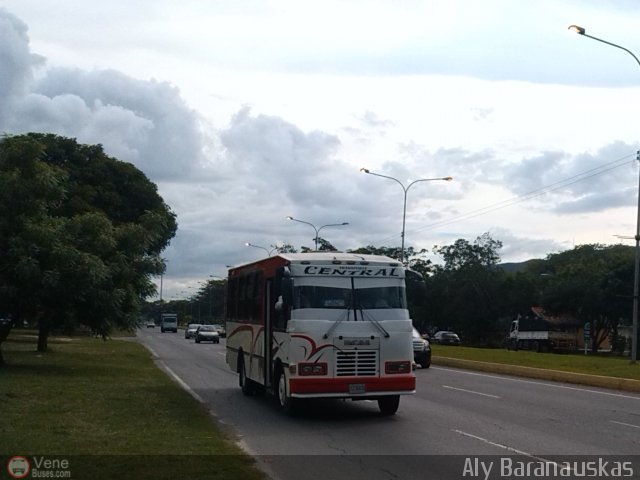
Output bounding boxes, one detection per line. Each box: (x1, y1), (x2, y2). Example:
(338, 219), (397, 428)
(335, 350), (378, 376)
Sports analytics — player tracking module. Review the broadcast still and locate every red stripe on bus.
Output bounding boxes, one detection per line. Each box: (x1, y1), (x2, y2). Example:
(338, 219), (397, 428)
(289, 376), (416, 394)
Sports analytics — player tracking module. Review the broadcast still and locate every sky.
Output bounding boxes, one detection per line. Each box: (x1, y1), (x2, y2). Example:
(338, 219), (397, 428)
(1, 0), (640, 300)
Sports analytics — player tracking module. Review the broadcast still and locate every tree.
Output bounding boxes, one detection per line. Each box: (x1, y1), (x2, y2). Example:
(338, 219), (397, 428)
(427, 233), (504, 344)
(433, 233), (502, 272)
(299, 237), (338, 252)
(273, 243), (298, 254)
(538, 244), (633, 352)
(0, 134), (177, 354)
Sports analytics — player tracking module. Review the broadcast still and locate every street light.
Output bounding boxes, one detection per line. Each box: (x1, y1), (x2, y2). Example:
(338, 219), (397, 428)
(360, 168), (452, 264)
(245, 242), (277, 256)
(569, 24), (640, 362)
(286, 216), (349, 251)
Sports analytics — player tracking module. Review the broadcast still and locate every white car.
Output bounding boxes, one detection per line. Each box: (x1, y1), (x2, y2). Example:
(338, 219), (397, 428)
(185, 323), (201, 339)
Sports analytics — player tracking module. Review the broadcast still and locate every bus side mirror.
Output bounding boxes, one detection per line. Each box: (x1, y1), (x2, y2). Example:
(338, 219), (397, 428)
(275, 295), (284, 311)
(275, 266), (293, 309)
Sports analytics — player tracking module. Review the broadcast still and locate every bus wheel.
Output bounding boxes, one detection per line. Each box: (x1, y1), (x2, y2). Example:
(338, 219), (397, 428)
(276, 371), (296, 414)
(239, 359), (256, 396)
(378, 395), (400, 415)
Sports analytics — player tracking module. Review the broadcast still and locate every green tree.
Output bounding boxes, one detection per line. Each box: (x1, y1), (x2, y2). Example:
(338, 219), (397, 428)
(0, 134), (177, 354)
(427, 233), (504, 344)
(300, 237), (337, 252)
(273, 243), (298, 254)
(539, 244), (633, 352)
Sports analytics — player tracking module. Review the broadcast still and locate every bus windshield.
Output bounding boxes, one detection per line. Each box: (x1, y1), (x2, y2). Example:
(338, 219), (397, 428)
(293, 285), (407, 310)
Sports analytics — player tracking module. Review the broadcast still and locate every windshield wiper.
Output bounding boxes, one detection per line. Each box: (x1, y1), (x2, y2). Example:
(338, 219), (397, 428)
(356, 306), (390, 338)
(352, 285), (390, 337)
(323, 308), (350, 339)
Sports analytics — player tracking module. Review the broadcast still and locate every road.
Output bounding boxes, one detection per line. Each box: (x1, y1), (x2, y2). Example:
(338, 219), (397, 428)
(137, 328), (640, 480)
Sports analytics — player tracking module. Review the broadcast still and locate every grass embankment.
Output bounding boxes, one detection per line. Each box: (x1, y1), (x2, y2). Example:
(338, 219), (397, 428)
(432, 345), (640, 381)
(0, 332), (265, 480)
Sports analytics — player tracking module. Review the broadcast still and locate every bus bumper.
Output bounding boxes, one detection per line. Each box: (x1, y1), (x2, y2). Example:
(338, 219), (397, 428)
(289, 375), (416, 398)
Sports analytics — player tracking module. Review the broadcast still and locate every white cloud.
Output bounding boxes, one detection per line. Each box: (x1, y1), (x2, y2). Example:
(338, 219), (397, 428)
(0, 11), (207, 180)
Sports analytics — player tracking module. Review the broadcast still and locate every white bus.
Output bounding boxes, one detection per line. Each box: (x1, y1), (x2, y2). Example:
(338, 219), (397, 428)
(225, 252), (416, 415)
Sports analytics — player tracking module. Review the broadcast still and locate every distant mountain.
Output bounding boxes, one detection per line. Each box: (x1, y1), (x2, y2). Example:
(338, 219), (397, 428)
(498, 259), (543, 273)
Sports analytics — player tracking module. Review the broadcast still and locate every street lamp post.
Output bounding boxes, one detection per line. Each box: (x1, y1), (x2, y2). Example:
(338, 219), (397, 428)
(286, 216), (349, 251)
(569, 25), (640, 362)
(360, 168), (452, 264)
(245, 242), (277, 256)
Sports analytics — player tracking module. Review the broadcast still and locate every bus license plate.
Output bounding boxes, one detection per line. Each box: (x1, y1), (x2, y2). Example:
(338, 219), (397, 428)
(349, 383), (366, 394)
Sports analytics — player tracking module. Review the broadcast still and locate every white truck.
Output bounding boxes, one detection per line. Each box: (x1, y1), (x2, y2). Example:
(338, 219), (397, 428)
(507, 314), (577, 352)
(160, 313), (178, 333)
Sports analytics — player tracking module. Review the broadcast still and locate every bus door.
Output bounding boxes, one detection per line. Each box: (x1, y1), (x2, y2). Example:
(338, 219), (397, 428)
(264, 279), (273, 390)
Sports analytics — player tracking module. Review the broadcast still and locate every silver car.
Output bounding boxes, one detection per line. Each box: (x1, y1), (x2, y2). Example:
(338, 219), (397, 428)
(195, 325), (220, 344)
(185, 323), (201, 339)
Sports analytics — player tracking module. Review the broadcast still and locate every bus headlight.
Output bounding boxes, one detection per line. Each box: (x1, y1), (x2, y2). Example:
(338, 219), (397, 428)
(298, 362), (328, 376)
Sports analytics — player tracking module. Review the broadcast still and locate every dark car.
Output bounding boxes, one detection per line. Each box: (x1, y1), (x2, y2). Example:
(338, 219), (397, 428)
(195, 325), (220, 344)
(432, 331), (461, 345)
(412, 328), (431, 368)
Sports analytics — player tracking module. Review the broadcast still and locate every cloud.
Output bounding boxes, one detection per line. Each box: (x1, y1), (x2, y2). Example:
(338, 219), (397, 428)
(0, 9), (207, 180)
(501, 142), (640, 214)
(219, 106), (342, 208)
(0, 9), (44, 124)
(488, 228), (568, 262)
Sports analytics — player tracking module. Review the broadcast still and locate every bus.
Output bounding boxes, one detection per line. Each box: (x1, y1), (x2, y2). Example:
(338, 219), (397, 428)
(225, 252), (416, 415)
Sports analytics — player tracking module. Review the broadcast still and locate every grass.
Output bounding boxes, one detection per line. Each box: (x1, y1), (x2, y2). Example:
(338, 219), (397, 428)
(0, 332), (265, 480)
(432, 345), (640, 381)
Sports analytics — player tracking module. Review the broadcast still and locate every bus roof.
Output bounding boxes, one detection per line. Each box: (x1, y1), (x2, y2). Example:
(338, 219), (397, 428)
(228, 252), (402, 274)
(278, 252), (400, 265)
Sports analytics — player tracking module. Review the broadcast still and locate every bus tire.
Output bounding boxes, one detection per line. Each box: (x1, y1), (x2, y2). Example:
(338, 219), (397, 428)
(239, 357), (256, 396)
(276, 370), (297, 414)
(378, 395), (400, 415)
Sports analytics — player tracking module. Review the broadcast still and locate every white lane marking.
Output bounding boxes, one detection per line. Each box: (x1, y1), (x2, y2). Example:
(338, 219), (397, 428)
(453, 429), (565, 468)
(432, 366), (640, 400)
(453, 429), (533, 456)
(162, 364), (205, 404)
(442, 385), (501, 399)
(610, 420), (640, 429)
(145, 345), (159, 358)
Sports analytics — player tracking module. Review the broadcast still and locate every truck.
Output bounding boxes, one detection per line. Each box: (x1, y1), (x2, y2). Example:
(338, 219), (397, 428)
(507, 314), (577, 352)
(160, 313), (178, 333)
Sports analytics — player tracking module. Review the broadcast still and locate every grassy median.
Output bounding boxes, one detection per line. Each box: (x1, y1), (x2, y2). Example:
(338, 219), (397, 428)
(0, 331), (265, 480)
(432, 345), (640, 380)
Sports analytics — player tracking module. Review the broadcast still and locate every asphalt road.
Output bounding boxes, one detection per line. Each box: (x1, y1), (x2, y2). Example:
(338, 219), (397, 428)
(137, 328), (640, 480)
